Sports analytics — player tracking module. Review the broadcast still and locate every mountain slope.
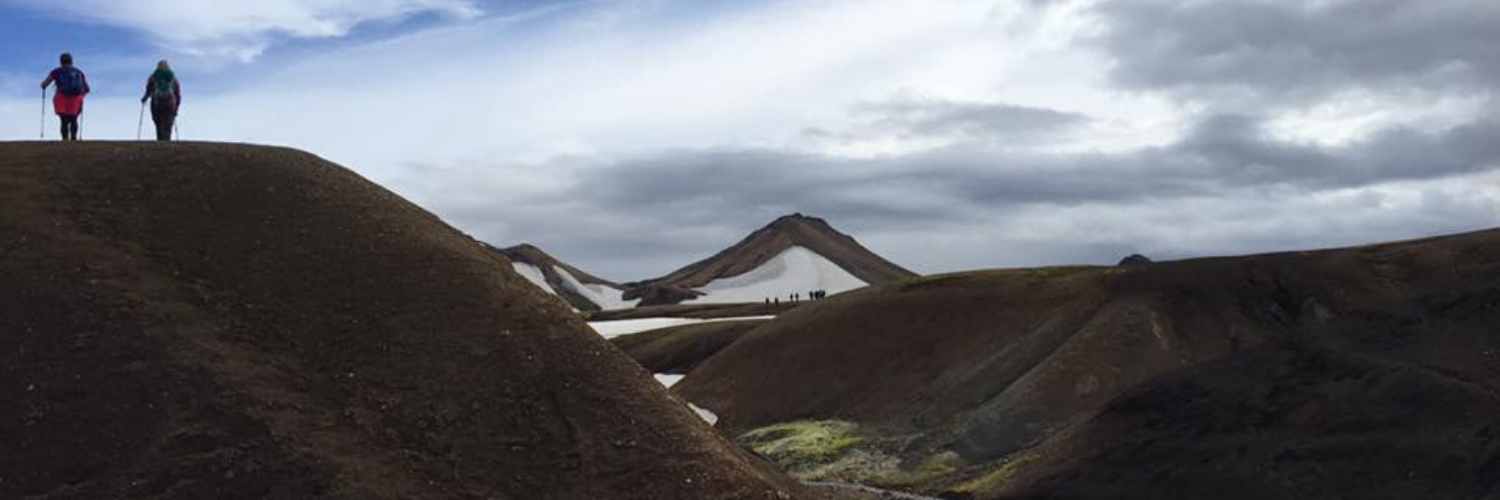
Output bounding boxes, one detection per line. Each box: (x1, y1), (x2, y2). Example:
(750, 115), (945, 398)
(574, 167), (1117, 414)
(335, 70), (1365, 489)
(673, 228), (1500, 498)
(626, 214), (917, 306)
(610, 319), (772, 374)
(488, 243), (636, 312)
(0, 142), (805, 500)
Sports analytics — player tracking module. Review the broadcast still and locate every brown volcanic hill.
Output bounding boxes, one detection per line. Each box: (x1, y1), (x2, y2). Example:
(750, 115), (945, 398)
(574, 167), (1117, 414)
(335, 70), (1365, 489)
(674, 228), (1500, 498)
(611, 320), (771, 374)
(625, 214), (917, 306)
(0, 142), (807, 500)
(487, 243), (630, 312)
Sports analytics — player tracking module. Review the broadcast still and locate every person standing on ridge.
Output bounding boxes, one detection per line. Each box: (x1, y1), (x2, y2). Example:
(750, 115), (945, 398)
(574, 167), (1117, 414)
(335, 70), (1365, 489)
(39, 52), (90, 141)
(142, 60), (182, 141)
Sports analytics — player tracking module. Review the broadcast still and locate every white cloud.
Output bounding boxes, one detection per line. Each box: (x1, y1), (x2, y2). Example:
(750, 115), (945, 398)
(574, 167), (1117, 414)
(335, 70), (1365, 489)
(6, 0), (481, 61)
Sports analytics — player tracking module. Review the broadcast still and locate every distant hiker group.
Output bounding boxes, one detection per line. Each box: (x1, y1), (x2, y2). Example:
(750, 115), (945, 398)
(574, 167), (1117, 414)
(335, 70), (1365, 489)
(764, 290), (829, 307)
(38, 52), (182, 142)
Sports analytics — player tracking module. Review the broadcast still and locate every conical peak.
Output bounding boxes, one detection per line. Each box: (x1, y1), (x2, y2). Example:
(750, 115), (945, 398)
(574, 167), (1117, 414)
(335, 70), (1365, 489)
(765, 213), (834, 232)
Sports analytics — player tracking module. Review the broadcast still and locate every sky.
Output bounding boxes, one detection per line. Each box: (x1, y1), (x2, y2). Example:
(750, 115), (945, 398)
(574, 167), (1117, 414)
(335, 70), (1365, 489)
(1, 0), (1496, 279)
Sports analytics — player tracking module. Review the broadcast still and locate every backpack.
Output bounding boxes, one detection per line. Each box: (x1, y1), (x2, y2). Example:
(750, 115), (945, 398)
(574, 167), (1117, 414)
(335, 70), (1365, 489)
(151, 72), (176, 100)
(56, 67), (85, 96)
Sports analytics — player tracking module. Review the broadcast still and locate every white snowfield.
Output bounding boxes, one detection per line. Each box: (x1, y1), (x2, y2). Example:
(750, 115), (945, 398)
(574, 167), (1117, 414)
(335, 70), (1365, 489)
(509, 262), (639, 310)
(552, 266), (639, 311)
(693, 246), (869, 304)
(587, 316), (776, 339)
(511, 263), (555, 295)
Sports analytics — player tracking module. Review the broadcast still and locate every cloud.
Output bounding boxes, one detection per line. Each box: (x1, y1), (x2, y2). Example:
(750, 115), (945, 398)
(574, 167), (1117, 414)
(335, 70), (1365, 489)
(5, 0), (482, 61)
(841, 95), (1090, 142)
(590, 116), (1500, 214)
(1090, 0), (1500, 103)
(389, 113), (1500, 277)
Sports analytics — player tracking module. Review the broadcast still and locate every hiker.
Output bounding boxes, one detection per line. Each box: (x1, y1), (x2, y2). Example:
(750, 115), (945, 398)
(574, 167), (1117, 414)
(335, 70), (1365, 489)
(39, 53), (90, 141)
(142, 60), (182, 141)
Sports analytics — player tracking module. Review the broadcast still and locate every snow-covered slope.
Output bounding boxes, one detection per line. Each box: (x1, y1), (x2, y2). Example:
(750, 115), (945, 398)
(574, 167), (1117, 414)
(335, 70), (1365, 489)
(692, 246), (868, 304)
(511, 263), (556, 295)
(623, 214), (916, 306)
(489, 243), (636, 311)
(588, 316), (776, 339)
(554, 266), (638, 311)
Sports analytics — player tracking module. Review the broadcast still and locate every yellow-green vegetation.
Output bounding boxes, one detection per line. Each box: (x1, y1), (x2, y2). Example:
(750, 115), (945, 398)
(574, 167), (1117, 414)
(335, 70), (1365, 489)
(738, 420), (868, 479)
(868, 451), (966, 489)
(951, 452), (1038, 495)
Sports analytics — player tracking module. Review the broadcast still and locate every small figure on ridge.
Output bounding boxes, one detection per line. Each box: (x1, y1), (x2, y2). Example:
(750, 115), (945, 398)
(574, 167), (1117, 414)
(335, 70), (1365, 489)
(142, 60), (182, 141)
(40, 52), (90, 141)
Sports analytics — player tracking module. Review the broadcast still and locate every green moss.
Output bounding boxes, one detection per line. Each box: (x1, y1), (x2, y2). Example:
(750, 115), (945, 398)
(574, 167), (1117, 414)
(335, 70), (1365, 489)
(738, 420), (866, 478)
(952, 453), (1037, 494)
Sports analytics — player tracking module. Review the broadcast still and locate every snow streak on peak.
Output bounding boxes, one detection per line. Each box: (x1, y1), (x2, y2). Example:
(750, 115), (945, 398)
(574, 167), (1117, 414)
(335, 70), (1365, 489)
(512, 262), (555, 295)
(553, 266), (638, 311)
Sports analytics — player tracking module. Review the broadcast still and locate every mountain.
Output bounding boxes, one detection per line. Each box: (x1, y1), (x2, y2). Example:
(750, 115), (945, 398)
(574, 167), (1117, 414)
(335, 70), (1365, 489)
(487, 243), (636, 312)
(625, 213), (918, 306)
(673, 228), (1500, 499)
(0, 142), (806, 500)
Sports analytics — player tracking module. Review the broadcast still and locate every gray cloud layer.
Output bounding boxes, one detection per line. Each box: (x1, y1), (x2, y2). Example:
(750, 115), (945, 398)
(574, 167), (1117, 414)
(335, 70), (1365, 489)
(1092, 0), (1500, 101)
(854, 97), (1090, 140)
(412, 112), (1500, 278)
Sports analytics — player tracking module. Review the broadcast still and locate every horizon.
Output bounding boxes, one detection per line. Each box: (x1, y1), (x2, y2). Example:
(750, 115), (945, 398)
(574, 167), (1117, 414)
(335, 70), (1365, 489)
(3, 0), (1497, 279)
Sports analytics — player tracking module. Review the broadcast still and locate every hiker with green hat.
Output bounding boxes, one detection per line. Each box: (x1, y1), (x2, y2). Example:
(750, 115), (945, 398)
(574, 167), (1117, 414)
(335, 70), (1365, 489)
(141, 60), (182, 141)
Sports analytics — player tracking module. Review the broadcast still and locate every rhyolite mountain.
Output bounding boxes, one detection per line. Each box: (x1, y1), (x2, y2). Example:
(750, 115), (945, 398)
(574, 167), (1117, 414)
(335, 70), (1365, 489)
(624, 213), (918, 306)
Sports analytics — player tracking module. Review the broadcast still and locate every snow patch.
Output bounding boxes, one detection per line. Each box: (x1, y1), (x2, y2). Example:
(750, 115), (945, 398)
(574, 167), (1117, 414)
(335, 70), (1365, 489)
(694, 246), (868, 304)
(654, 374), (685, 387)
(553, 266), (639, 311)
(652, 374), (718, 426)
(588, 316), (776, 339)
(511, 263), (556, 295)
(689, 403), (720, 426)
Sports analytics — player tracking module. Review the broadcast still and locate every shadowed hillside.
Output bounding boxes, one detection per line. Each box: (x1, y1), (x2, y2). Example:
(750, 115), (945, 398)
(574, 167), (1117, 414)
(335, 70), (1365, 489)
(611, 320), (771, 375)
(0, 142), (805, 500)
(674, 228), (1500, 498)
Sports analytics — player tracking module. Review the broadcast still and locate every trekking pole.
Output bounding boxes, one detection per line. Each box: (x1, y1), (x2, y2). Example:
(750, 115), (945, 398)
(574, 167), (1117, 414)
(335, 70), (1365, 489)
(137, 102), (145, 140)
(40, 87), (47, 140)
